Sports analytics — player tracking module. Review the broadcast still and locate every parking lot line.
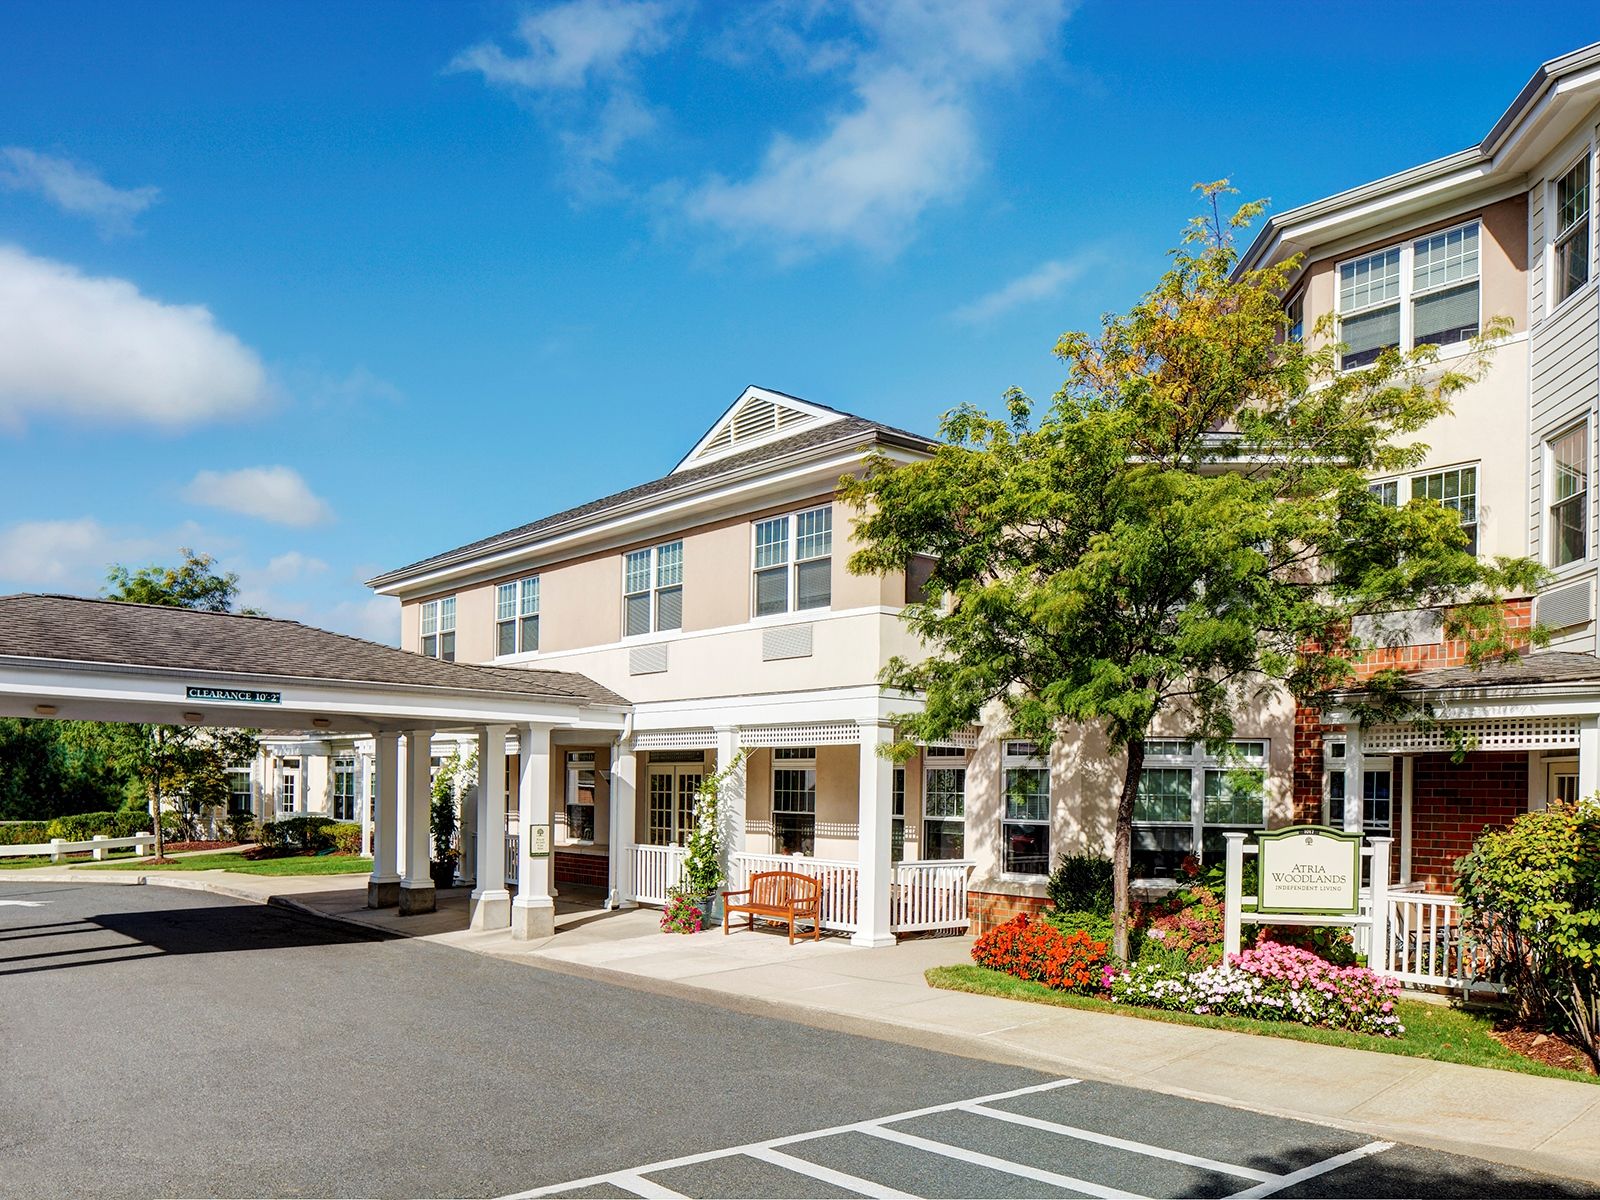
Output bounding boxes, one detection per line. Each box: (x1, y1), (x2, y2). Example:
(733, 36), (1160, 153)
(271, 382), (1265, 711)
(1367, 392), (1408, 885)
(610, 1171), (691, 1199)
(962, 1102), (1276, 1182)
(744, 1147), (919, 1199)
(1225, 1141), (1395, 1199)
(858, 1124), (1147, 1199)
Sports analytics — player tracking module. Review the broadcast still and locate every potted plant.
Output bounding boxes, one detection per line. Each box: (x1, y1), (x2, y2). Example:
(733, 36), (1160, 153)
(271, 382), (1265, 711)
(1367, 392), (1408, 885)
(666, 749), (747, 931)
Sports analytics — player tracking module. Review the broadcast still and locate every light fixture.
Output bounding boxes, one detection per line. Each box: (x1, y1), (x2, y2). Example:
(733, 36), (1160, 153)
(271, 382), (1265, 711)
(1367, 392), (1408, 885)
(311, 717), (332, 729)
(33, 704), (58, 717)
(182, 711), (204, 723)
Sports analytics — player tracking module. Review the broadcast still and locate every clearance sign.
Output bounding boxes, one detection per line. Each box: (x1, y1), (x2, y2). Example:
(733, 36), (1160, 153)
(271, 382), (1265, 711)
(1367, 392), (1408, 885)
(1255, 826), (1362, 915)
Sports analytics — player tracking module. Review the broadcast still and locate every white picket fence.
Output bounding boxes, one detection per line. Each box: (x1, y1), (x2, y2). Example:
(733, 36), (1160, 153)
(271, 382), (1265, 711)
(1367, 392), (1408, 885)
(624, 846), (972, 935)
(0, 833), (156, 862)
(1386, 891), (1479, 990)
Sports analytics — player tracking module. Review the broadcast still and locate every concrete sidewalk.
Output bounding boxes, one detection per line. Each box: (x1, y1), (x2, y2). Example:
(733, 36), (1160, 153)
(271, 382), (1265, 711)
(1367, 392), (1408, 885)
(10, 864), (1600, 1185)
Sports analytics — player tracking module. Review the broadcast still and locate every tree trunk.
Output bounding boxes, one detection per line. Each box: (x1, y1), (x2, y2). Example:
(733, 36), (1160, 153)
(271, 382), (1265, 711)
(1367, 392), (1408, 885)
(1112, 738), (1146, 962)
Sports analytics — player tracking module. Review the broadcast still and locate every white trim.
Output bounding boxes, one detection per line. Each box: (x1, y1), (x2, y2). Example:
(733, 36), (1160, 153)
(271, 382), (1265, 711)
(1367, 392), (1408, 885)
(671, 386), (846, 473)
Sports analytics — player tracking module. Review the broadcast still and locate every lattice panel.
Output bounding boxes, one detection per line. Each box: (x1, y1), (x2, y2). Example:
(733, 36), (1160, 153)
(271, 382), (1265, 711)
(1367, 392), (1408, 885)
(631, 728), (717, 751)
(925, 729), (979, 750)
(740, 723), (862, 747)
(1363, 717), (1581, 754)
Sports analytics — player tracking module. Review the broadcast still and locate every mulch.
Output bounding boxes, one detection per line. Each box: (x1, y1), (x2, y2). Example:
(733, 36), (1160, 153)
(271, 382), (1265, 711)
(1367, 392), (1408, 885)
(1491, 1024), (1597, 1075)
(161, 840), (237, 854)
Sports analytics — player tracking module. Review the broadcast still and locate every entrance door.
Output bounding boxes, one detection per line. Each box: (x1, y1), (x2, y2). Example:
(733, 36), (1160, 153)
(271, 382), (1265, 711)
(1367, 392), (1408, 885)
(646, 765), (704, 846)
(1547, 761), (1579, 810)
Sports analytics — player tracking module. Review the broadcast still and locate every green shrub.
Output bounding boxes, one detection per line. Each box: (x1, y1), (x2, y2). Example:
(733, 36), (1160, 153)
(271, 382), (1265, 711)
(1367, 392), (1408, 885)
(260, 815), (336, 852)
(0, 821), (51, 846)
(1457, 802), (1600, 1069)
(107, 811), (152, 838)
(1041, 909), (1114, 946)
(46, 811), (150, 840)
(1046, 852), (1113, 916)
(330, 822), (362, 855)
(224, 811), (258, 844)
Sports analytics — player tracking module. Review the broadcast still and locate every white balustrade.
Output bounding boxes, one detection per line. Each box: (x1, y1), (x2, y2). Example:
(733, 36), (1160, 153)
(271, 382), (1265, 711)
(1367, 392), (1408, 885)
(731, 852), (861, 932)
(505, 831), (519, 885)
(892, 860), (974, 932)
(1387, 891), (1476, 989)
(0, 833), (155, 861)
(630, 844), (688, 905)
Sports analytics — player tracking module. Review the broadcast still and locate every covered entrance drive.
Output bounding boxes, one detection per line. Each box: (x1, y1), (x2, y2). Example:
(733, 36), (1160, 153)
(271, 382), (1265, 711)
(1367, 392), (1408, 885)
(0, 594), (627, 937)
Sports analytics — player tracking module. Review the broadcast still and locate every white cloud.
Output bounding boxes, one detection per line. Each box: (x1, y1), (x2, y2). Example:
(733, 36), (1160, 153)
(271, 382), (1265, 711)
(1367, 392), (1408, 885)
(681, 0), (1074, 256)
(0, 517), (212, 595)
(952, 255), (1094, 325)
(450, 0), (674, 90)
(265, 551), (329, 580)
(182, 466), (333, 527)
(0, 245), (269, 432)
(0, 147), (161, 236)
(320, 596), (400, 646)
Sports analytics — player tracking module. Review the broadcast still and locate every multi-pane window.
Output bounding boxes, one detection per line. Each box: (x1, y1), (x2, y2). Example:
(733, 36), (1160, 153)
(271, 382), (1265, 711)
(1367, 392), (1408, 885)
(1337, 221), (1482, 368)
(496, 577), (540, 656)
(1411, 223), (1480, 347)
(420, 597), (456, 660)
(1001, 741), (1050, 876)
(1550, 425), (1589, 567)
(1338, 247), (1401, 368)
(333, 757), (358, 821)
(225, 768), (252, 814)
(1554, 154), (1592, 306)
(753, 506), (832, 616)
(772, 748), (816, 856)
(1327, 765), (1393, 833)
(624, 542), (683, 637)
(565, 751), (596, 843)
(646, 752), (704, 846)
(1132, 741), (1266, 878)
(277, 759), (300, 815)
(1370, 465), (1479, 556)
(923, 745), (967, 860)
(891, 766), (906, 863)
(1285, 291), (1304, 343)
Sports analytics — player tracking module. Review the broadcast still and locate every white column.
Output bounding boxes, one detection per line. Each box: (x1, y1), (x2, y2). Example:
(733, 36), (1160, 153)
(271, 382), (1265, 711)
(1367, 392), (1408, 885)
(608, 738), (637, 909)
(853, 721), (896, 948)
(457, 751), (478, 889)
(1368, 836), (1393, 975)
(1341, 722), (1364, 835)
(512, 724), (554, 940)
(472, 725), (512, 930)
(1222, 831), (1246, 960)
(1579, 716), (1600, 803)
(714, 726), (746, 889)
(399, 728), (436, 915)
(1399, 756), (1414, 885)
(367, 731), (400, 908)
(358, 751), (374, 859)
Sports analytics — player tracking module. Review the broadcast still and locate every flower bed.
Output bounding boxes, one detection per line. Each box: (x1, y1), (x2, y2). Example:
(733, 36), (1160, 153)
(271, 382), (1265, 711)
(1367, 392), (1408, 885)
(1106, 941), (1405, 1037)
(971, 913), (1110, 992)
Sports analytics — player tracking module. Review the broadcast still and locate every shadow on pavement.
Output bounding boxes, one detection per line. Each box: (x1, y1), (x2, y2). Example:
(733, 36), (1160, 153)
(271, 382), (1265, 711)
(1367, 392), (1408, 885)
(1239, 1143), (1595, 1198)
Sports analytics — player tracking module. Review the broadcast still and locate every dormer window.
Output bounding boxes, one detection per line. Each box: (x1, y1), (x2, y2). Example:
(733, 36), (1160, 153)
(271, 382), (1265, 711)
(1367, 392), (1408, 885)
(753, 506), (832, 617)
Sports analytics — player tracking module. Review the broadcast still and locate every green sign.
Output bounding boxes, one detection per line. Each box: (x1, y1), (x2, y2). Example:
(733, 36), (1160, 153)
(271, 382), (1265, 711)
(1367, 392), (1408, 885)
(186, 686), (282, 705)
(1256, 825), (1362, 915)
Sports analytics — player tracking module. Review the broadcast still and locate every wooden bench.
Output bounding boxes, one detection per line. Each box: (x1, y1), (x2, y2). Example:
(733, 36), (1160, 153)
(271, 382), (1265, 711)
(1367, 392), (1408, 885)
(722, 870), (822, 944)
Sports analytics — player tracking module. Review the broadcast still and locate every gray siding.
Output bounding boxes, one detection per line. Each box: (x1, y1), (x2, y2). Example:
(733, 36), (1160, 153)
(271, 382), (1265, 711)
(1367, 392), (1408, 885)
(1528, 289), (1600, 563)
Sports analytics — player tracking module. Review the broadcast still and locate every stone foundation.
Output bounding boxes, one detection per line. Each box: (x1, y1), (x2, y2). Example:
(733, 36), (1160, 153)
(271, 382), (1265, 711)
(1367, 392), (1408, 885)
(398, 882), (436, 915)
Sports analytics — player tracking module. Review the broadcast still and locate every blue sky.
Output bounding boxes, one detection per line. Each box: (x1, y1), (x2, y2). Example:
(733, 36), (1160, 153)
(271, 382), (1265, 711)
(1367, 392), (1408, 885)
(0, 1), (1594, 643)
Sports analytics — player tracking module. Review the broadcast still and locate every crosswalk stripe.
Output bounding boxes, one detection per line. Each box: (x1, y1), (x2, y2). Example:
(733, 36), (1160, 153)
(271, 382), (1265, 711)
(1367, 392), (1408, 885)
(859, 1124), (1148, 1199)
(1225, 1141), (1394, 1199)
(963, 1103), (1275, 1182)
(745, 1147), (920, 1199)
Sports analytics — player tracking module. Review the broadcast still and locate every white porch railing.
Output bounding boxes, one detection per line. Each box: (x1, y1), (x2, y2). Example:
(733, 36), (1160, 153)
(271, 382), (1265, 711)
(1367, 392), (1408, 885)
(731, 853), (862, 932)
(1385, 891), (1484, 990)
(0, 833), (156, 862)
(631, 844), (688, 905)
(892, 860), (974, 932)
(505, 831), (519, 885)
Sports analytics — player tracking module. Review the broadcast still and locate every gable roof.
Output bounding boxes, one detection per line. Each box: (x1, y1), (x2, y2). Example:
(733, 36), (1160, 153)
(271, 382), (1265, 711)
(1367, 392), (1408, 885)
(0, 594), (629, 708)
(368, 388), (935, 590)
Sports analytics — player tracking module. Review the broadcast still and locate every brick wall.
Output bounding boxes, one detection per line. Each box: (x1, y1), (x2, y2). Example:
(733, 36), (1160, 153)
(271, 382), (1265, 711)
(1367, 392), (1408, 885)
(554, 850), (609, 889)
(1409, 751), (1527, 891)
(968, 890), (1048, 936)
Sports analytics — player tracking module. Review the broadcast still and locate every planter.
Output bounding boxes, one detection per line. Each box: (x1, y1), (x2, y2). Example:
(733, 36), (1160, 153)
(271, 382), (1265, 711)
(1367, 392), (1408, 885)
(430, 860), (457, 890)
(694, 893), (723, 929)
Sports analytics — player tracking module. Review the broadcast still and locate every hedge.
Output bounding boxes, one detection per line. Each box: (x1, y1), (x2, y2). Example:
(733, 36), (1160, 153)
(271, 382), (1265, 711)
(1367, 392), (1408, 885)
(45, 811), (151, 840)
(0, 821), (51, 846)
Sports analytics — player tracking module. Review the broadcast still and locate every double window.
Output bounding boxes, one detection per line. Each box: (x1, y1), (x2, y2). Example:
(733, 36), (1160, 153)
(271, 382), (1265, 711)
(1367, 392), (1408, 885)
(922, 745), (967, 860)
(496, 576), (540, 656)
(771, 747), (816, 856)
(1132, 741), (1266, 878)
(645, 753), (706, 847)
(1337, 220), (1480, 369)
(753, 506), (832, 616)
(624, 541), (683, 637)
(333, 757), (358, 822)
(1549, 424), (1589, 568)
(225, 768), (252, 814)
(1554, 154), (1592, 307)
(1327, 762), (1393, 833)
(420, 597), (456, 660)
(565, 751), (597, 843)
(1001, 741), (1050, 876)
(1370, 465), (1479, 556)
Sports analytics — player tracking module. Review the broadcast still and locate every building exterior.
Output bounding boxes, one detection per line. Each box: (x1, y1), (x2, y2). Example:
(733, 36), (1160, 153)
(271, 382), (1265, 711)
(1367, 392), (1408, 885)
(279, 42), (1600, 942)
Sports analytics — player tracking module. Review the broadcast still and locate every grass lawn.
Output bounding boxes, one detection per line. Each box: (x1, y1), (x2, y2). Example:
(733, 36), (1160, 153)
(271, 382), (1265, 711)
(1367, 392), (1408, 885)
(79, 851), (374, 877)
(928, 963), (1598, 1086)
